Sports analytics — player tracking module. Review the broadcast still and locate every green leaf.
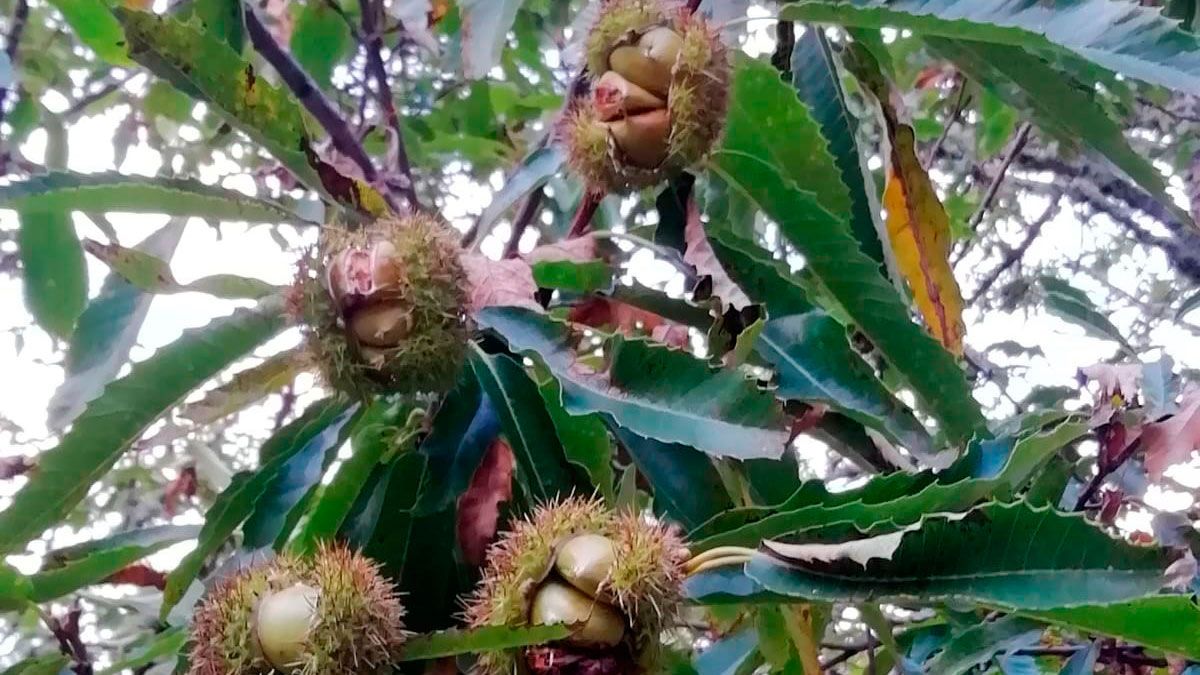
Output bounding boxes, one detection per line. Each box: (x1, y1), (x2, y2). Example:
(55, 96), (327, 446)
(47, 0), (131, 65)
(531, 260), (613, 293)
(290, 401), (418, 555)
(45, 524), (200, 564)
(780, 0), (1200, 96)
(0, 562), (33, 611)
(413, 371), (500, 515)
(1039, 276), (1133, 354)
(927, 39), (1184, 223)
(181, 0), (244, 52)
(0, 172), (317, 224)
(975, 89), (1019, 158)
(1024, 596), (1200, 660)
(694, 420), (1087, 549)
(18, 205), (86, 339)
(48, 221), (184, 430)
(469, 347), (581, 502)
(477, 306), (790, 460)
(159, 397), (349, 617)
(926, 617), (1043, 675)
(711, 59), (987, 446)
(398, 624), (573, 661)
(242, 404), (361, 548)
(291, 1), (354, 90)
(612, 426), (735, 531)
(115, 8), (383, 212)
(0, 654), (70, 675)
(746, 502), (1175, 610)
(0, 301), (286, 556)
(83, 238), (279, 300)
(703, 225), (814, 317)
(538, 376), (616, 504)
(28, 528), (190, 601)
(757, 312), (934, 459)
(177, 348), (301, 425)
(98, 627), (187, 675)
(790, 27), (886, 266)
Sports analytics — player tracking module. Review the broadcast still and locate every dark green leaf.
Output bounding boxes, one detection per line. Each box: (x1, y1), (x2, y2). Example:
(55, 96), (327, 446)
(694, 420), (1087, 549)
(704, 225), (814, 317)
(398, 624), (573, 661)
(469, 347), (581, 502)
(241, 404), (361, 548)
(0, 302), (286, 557)
(28, 528), (191, 601)
(711, 58), (987, 445)
(538, 377), (616, 503)
(926, 617), (1043, 675)
(18, 205), (86, 339)
(0, 653), (70, 675)
(0, 172), (316, 224)
(757, 312), (934, 459)
(531, 260), (613, 293)
(612, 426), (734, 531)
(1177, 288), (1200, 319)
(791, 27), (886, 266)
(1025, 596), (1200, 660)
(160, 397), (350, 617)
(477, 306), (790, 460)
(746, 502), (1174, 609)
(414, 371), (501, 515)
(781, 0), (1200, 96)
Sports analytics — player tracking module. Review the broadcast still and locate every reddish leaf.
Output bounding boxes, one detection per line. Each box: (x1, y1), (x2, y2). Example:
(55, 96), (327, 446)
(456, 439), (516, 566)
(460, 252), (540, 314)
(162, 465), (198, 517)
(1143, 386), (1200, 479)
(1098, 488), (1124, 525)
(105, 563), (167, 590)
(683, 199), (751, 309)
(788, 403), (829, 442)
(1097, 422), (1129, 472)
(568, 297), (688, 348)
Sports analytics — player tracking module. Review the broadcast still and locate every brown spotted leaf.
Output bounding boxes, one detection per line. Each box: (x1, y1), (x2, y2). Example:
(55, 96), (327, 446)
(684, 198), (753, 310)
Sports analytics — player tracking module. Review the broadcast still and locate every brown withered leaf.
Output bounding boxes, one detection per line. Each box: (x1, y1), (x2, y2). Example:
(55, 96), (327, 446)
(1143, 386), (1200, 479)
(456, 439), (515, 566)
(568, 297), (688, 348)
(528, 233), (599, 264)
(460, 252), (541, 314)
(106, 563), (167, 590)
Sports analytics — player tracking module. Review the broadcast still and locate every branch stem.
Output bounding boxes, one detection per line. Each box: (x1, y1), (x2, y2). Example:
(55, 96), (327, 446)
(502, 187), (545, 258)
(0, 0), (30, 130)
(967, 121), (1033, 233)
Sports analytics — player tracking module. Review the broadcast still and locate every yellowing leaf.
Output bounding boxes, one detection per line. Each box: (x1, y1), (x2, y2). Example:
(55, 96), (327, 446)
(881, 118), (965, 355)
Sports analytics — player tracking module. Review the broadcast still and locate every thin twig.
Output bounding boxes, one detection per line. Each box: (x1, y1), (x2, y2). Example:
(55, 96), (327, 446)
(924, 75), (969, 165)
(63, 79), (124, 121)
(1137, 95), (1200, 124)
(1074, 437), (1142, 511)
(358, 0), (422, 211)
(0, 0), (30, 129)
(966, 122), (1033, 233)
(40, 606), (93, 675)
(967, 191), (1063, 305)
(243, 5), (399, 213)
(502, 187), (545, 258)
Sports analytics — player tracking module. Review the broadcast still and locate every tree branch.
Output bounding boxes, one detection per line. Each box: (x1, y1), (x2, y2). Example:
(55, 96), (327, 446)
(0, 0), (30, 130)
(568, 191), (603, 237)
(967, 121), (1032, 233)
(502, 187), (545, 258)
(358, 0), (422, 211)
(243, 5), (399, 213)
(967, 191), (1063, 305)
